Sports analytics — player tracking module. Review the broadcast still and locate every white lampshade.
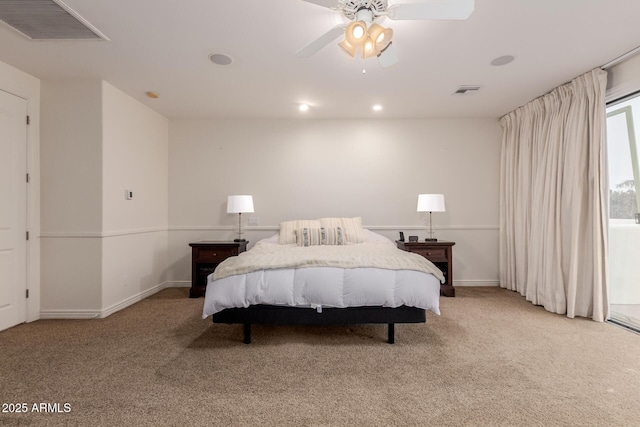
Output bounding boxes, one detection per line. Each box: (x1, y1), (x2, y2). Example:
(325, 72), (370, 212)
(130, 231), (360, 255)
(227, 195), (254, 213)
(417, 194), (445, 212)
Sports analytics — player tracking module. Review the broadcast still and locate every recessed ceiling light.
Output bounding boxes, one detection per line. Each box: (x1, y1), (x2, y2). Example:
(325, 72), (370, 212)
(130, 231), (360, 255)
(145, 91), (159, 99)
(372, 104), (383, 111)
(209, 53), (233, 66)
(490, 55), (515, 66)
(298, 104), (310, 112)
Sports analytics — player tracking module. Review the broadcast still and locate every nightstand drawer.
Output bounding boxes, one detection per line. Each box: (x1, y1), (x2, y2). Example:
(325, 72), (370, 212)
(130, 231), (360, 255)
(194, 246), (237, 262)
(412, 247), (447, 262)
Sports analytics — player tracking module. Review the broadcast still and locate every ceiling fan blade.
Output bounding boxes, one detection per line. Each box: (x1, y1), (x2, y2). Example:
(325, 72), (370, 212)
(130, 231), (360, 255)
(295, 24), (347, 58)
(377, 42), (399, 68)
(301, 0), (339, 9)
(387, 0), (475, 21)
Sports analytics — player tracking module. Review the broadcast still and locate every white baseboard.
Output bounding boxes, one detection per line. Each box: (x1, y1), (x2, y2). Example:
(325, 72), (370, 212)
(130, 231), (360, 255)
(454, 280), (499, 287)
(100, 281), (174, 318)
(168, 281), (191, 288)
(40, 281), (180, 320)
(39, 310), (102, 320)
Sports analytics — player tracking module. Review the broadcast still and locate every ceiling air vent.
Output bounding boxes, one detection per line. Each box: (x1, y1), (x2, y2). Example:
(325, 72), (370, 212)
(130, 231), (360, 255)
(453, 85), (482, 95)
(0, 0), (108, 40)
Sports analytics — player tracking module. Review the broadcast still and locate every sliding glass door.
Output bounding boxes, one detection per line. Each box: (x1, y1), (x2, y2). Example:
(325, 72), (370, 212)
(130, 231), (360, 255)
(606, 95), (640, 330)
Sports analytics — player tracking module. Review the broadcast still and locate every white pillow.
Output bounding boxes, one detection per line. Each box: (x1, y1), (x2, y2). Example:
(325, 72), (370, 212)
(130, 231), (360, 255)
(318, 217), (365, 244)
(278, 219), (322, 245)
(295, 227), (344, 246)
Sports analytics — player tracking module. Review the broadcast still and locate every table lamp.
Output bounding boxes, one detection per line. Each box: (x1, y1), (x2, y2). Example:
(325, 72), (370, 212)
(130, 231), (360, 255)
(417, 194), (445, 242)
(227, 195), (254, 242)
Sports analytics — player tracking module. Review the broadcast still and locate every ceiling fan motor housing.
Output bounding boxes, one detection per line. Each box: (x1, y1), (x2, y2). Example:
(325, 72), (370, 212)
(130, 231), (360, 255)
(341, 0), (388, 20)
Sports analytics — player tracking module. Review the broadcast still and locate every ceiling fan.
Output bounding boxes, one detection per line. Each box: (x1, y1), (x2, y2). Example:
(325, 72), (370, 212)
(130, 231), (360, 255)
(296, 0), (475, 68)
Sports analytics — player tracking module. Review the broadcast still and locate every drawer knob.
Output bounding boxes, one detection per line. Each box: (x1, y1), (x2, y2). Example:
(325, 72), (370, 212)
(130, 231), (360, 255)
(427, 252), (432, 255)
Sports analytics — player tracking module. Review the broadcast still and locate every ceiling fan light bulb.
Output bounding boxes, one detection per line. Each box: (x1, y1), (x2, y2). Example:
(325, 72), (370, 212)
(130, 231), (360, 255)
(368, 24), (393, 52)
(362, 37), (377, 59)
(345, 21), (368, 46)
(379, 29), (393, 51)
(368, 23), (383, 42)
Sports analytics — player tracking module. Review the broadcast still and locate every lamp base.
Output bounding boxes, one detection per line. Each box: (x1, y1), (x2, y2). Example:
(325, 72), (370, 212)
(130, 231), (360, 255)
(424, 238), (437, 242)
(234, 238), (246, 242)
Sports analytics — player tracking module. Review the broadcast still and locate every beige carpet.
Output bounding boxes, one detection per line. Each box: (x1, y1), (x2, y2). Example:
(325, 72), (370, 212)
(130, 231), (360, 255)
(1, 287), (639, 426)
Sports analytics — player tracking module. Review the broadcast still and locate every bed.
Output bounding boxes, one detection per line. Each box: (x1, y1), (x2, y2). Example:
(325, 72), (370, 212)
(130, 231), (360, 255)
(202, 217), (444, 344)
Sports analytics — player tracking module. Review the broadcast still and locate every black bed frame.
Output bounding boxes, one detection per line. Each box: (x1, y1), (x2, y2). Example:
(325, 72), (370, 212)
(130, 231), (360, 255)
(211, 305), (426, 344)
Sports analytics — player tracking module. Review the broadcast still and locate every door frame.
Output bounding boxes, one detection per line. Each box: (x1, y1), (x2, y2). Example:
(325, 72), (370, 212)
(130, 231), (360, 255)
(0, 62), (40, 324)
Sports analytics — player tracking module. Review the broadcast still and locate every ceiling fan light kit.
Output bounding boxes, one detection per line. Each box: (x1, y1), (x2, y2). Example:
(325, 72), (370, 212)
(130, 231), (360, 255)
(339, 8), (391, 60)
(297, 0), (475, 68)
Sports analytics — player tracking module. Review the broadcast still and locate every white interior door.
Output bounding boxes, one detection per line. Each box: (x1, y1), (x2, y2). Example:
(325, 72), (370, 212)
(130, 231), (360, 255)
(0, 89), (27, 332)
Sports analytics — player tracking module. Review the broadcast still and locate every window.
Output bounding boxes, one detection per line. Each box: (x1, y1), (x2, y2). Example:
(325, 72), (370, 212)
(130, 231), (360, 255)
(606, 100), (640, 223)
(606, 93), (640, 331)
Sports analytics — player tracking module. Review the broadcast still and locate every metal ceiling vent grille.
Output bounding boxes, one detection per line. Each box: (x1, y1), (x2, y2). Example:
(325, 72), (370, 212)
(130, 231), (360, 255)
(0, 0), (108, 40)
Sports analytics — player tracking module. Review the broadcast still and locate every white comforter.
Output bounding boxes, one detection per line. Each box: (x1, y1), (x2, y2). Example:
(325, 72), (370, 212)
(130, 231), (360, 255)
(202, 236), (442, 317)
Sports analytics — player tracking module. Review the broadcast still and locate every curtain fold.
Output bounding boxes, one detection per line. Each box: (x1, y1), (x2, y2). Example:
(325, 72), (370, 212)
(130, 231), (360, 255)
(499, 68), (609, 321)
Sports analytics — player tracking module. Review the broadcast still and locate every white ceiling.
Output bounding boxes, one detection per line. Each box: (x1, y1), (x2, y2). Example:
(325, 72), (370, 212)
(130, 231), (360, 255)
(0, 0), (639, 120)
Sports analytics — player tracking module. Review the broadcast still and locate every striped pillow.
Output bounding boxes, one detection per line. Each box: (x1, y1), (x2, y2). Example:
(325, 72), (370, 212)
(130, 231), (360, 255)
(279, 219), (322, 245)
(318, 217), (365, 244)
(295, 227), (344, 246)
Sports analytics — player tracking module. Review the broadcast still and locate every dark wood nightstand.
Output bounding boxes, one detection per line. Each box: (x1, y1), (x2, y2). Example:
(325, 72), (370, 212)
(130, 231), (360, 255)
(396, 240), (456, 297)
(188, 241), (247, 298)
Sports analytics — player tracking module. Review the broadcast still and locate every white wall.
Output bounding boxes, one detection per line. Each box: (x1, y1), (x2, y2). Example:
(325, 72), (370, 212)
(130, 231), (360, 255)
(41, 81), (103, 233)
(0, 59), (40, 322)
(40, 80), (169, 317)
(102, 82), (168, 233)
(40, 81), (103, 314)
(101, 82), (169, 313)
(168, 118), (502, 288)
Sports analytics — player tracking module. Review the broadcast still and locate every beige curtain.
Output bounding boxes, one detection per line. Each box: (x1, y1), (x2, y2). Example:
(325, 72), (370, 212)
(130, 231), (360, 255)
(499, 68), (609, 322)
